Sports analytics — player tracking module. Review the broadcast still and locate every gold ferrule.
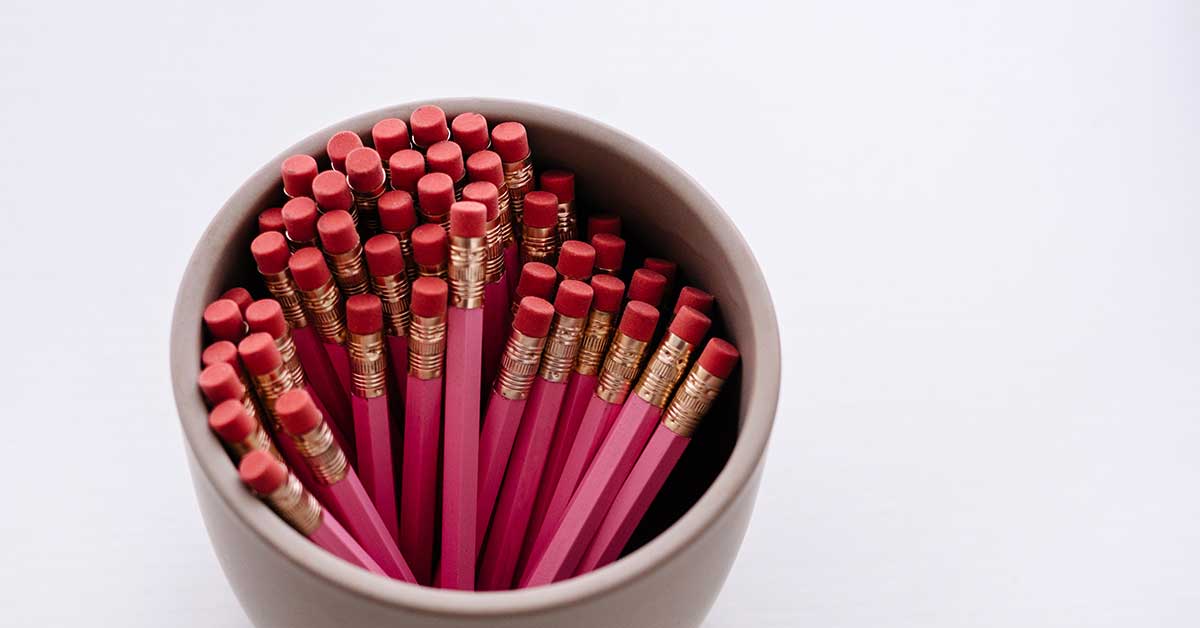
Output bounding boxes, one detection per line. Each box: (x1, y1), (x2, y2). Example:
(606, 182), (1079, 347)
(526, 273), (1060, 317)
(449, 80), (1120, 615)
(251, 366), (296, 429)
(634, 333), (696, 408)
(595, 331), (650, 404)
(228, 421), (283, 463)
(260, 270), (309, 328)
(382, 228), (419, 282)
(417, 261), (448, 281)
(483, 214), (505, 283)
(326, 246), (370, 297)
(662, 365), (726, 438)
(496, 186), (515, 246)
(420, 209), (451, 233)
(452, 177), (465, 201)
(350, 183), (385, 233)
(495, 329), (547, 400)
(261, 473), (323, 536)
(555, 200), (578, 244)
(449, 235), (486, 309)
(371, 272), (411, 338)
(348, 330), (388, 398)
(298, 279), (347, 345)
(575, 309), (615, 376)
(539, 313), (587, 383)
(290, 422), (349, 485)
(273, 334), (306, 390)
(521, 224), (558, 265)
(407, 313), (446, 379)
(286, 235), (317, 253)
(502, 156), (534, 228)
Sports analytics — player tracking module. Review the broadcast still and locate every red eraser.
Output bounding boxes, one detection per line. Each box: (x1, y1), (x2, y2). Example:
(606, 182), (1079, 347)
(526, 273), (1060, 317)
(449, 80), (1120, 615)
(221, 288), (254, 314)
(668, 306), (711, 346)
(523, 191), (559, 228)
(539, 170), (574, 203)
(628, 269), (668, 307)
(326, 130), (363, 172)
(515, 262), (556, 300)
(204, 299), (244, 342)
(388, 150), (426, 194)
(281, 154), (318, 198)
(201, 340), (238, 370)
(312, 170), (353, 212)
(346, 294), (383, 335)
(410, 105), (449, 147)
(643, 258), (677, 285)
(258, 207), (285, 233)
(282, 197), (319, 243)
(210, 399), (255, 443)
(371, 118), (410, 160)
(239, 450), (288, 494)
(589, 275), (625, 313)
(465, 150), (504, 187)
(317, 210), (359, 254)
(417, 172), (455, 218)
(491, 121), (530, 162)
(618, 301), (660, 342)
(378, 190), (417, 232)
(587, 213), (621, 239)
(554, 279), (594, 318)
(237, 332), (282, 376)
(462, 181), (499, 221)
(411, 224), (446, 265)
(427, 140), (465, 181)
(591, 233), (625, 272)
(288, 247), (332, 291)
(451, 112), (490, 154)
(674, 286), (715, 316)
(556, 240), (596, 280)
(274, 389), (322, 435)
(198, 362), (245, 405)
(697, 338), (739, 378)
(450, 201), (487, 238)
(245, 299), (287, 340)
(345, 147), (385, 191)
(364, 234), (405, 277)
(251, 231), (291, 275)
(514, 296), (555, 338)
(410, 277), (448, 317)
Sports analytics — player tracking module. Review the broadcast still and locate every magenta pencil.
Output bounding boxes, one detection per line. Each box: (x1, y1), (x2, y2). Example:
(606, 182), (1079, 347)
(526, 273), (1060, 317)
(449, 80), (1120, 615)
(203, 298), (245, 343)
(346, 295), (398, 540)
(477, 280), (594, 590)
(401, 277), (447, 585)
(477, 297), (555, 554)
(239, 451), (385, 576)
(519, 306), (711, 587)
(289, 246), (356, 421)
(198, 364), (280, 463)
(468, 150), (520, 297)
(377, 189), (419, 283)
(364, 234), (412, 410)
(577, 339), (739, 574)
(463, 181), (510, 392)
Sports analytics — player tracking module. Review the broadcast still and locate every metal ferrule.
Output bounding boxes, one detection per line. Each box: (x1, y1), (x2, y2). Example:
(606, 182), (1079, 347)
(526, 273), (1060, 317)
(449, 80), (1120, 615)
(419, 209), (451, 233)
(452, 176), (465, 201)
(227, 420), (283, 463)
(595, 331), (650, 404)
(494, 329), (547, 400)
(348, 330), (388, 398)
(496, 186), (515, 246)
(298, 279), (348, 345)
(634, 333), (697, 408)
(261, 473), (323, 536)
(273, 333), (306, 389)
(449, 235), (486, 309)
(417, 261), (448, 281)
(538, 313), (587, 383)
(662, 365), (726, 438)
(371, 272), (411, 338)
(382, 228), (419, 282)
(285, 235), (317, 254)
(259, 270), (309, 328)
(574, 309), (615, 376)
(350, 182), (385, 233)
(251, 365), (297, 429)
(407, 313), (446, 379)
(502, 156), (534, 228)
(521, 224), (558, 265)
(555, 200), (578, 244)
(326, 246), (370, 297)
(483, 213), (505, 283)
(289, 421), (349, 485)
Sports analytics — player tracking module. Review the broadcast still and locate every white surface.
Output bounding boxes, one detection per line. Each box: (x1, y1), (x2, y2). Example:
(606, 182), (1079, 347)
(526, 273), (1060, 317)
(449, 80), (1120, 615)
(0, 1), (1197, 626)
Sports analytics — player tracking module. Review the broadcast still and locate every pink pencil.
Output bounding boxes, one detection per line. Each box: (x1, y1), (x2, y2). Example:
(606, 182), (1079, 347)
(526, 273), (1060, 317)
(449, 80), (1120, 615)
(509, 262), (558, 323)
(239, 450), (385, 576)
(345, 147), (387, 233)
(477, 297), (555, 554)
(467, 150), (519, 296)
(377, 190), (419, 282)
(477, 280), (594, 590)
(519, 306), (711, 587)
(540, 169), (578, 245)
(463, 181), (509, 393)
(371, 118), (409, 190)
(401, 277), (447, 585)
(364, 234), (412, 411)
(275, 389), (416, 583)
(346, 295), (399, 541)
(519, 191), (560, 266)
(313, 168), (359, 227)
(586, 213), (621, 240)
(578, 339), (739, 575)
(590, 233), (626, 277)
(281, 196), (320, 251)
(198, 364), (280, 463)
(416, 172), (454, 234)
(289, 247), (355, 424)
(203, 298), (246, 343)
(281, 154), (318, 201)
(411, 223), (448, 280)
(439, 201), (488, 590)
(492, 122), (535, 234)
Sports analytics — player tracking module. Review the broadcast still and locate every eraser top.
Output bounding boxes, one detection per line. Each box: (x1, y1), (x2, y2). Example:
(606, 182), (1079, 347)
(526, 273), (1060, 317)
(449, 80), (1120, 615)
(326, 131), (363, 172)
(258, 207), (285, 233)
(587, 213), (621, 239)
(377, 190), (416, 232)
(245, 299), (287, 340)
(539, 170), (574, 203)
(346, 294), (383, 335)
(411, 224), (447, 265)
(274, 389), (322, 434)
(410, 277), (448, 317)
(697, 338), (739, 378)
(556, 240), (596, 280)
(515, 262), (556, 300)
(591, 233), (625, 271)
(465, 150), (504, 186)
(514, 296), (555, 337)
(426, 140), (465, 181)
(364, 234), (405, 277)
(410, 105), (449, 147)
(462, 181), (499, 221)
(221, 288), (253, 314)
(239, 450), (288, 494)
(237, 332), (282, 375)
(618, 301), (660, 342)
(251, 231), (290, 275)
(522, 191), (559, 228)
(198, 362), (245, 405)
(674, 286), (715, 316)
(345, 147), (385, 191)
(281, 154), (318, 198)
(491, 121), (530, 162)
(282, 197), (319, 243)
(417, 172), (455, 217)
(371, 118), (410, 160)
(589, 275), (625, 313)
(388, 150), (425, 195)
(288, 247), (332, 291)
(668, 306), (711, 346)
(209, 399), (254, 443)
(628, 269), (668, 307)
(201, 340), (238, 370)
(554, 279), (594, 319)
(204, 299), (244, 342)
(450, 201), (487, 238)
(312, 170), (353, 212)
(643, 258), (677, 285)
(451, 112), (489, 154)
(316, 210), (359, 254)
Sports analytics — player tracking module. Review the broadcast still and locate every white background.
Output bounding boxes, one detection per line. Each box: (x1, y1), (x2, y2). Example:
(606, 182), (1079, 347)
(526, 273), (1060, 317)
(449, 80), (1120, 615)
(1, 1), (1197, 626)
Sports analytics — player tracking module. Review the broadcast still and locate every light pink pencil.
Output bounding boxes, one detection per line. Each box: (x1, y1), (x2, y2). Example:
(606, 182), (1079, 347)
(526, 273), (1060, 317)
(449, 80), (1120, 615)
(346, 295), (399, 541)
(463, 181), (510, 393)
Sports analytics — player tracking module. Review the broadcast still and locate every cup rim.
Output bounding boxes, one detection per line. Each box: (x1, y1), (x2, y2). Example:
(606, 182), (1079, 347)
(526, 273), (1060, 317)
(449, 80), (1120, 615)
(171, 97), (780, 616)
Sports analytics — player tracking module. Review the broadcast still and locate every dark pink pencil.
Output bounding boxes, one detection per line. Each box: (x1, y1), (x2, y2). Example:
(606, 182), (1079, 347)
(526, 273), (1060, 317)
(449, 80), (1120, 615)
(289, 247), (356, 417)
(466, 150), (519, 296)
(364, 234), (412, 411)
(346, 295), (399, 541)
(203, 298), (245, 344)
(463, 181), (510, 392)
(199, 364), (280, 463)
